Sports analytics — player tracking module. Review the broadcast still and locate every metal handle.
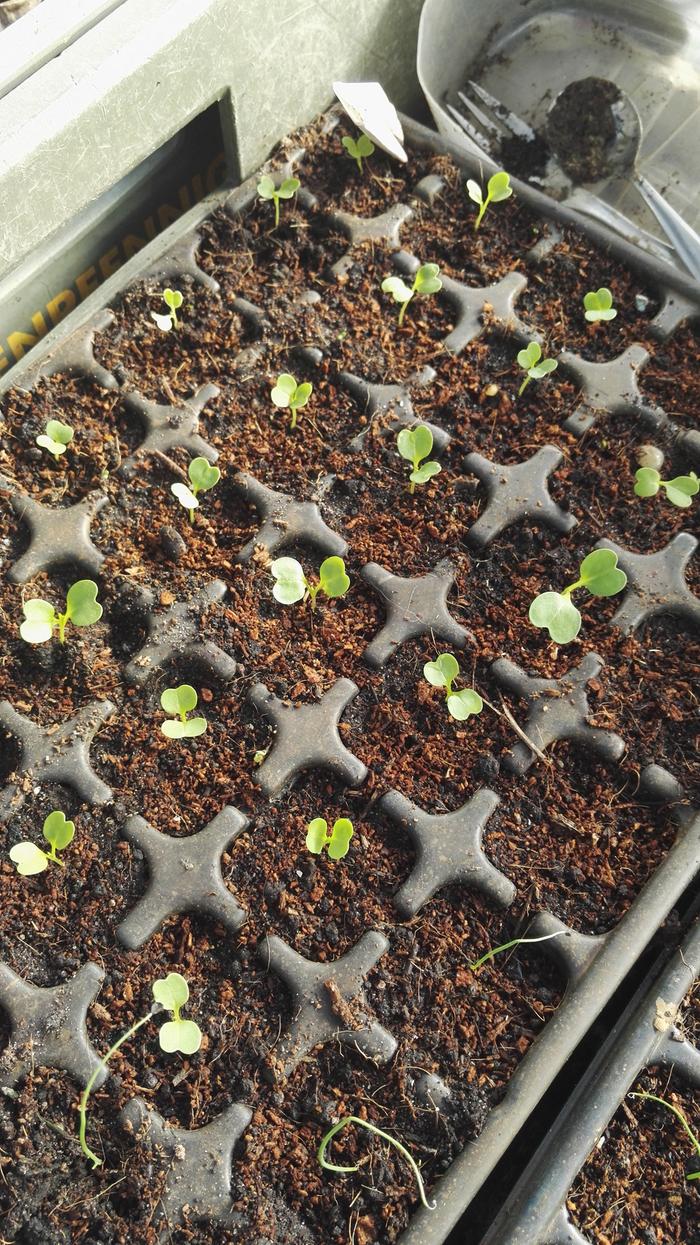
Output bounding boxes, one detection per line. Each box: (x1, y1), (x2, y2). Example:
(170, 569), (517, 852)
(635, 172), (700, 279)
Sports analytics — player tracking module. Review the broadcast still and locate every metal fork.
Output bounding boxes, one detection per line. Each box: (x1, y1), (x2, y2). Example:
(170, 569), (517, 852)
(446, 80), (536, 152)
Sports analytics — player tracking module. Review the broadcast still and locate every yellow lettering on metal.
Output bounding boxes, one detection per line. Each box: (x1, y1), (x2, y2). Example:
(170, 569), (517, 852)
(47, 289), (77, 325)
(122, 234), (147, 260)
(76, 266), (100, 299)
(8, 330), (41, 360)
(2, 153), (227, 375)
(99, 247), (121, 279)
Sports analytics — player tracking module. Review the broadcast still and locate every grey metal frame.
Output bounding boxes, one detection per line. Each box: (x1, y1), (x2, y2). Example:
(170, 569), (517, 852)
(0, 0), (425, 278)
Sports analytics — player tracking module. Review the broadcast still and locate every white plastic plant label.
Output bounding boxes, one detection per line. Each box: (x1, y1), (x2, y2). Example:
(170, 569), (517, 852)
(332, 80), (407, 162)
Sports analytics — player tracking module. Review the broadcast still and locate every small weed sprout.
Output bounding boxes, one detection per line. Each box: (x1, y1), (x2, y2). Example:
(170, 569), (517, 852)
(629, 1092), (700, 1182)
(78, 972), (202, 1168)
(342, 132), (375, 174)
(397, 424), (441, 494)
(469, 930), (567, 971)
(36, 420), (74, 461)
(529, 548), (627, 644)
(306, 817), (354, 860)
(160, 685), (207, 739)
(466, 170), (512, 229)
(270, 556), (350, 611)
(270, 373), (313, 429)
(257, 174), (300, 228)
(381, 262), (442, 326)
(634, 467), (698, 509)
(517, 341), (558, 396)
(318, 1115), (436, 1211)
(423, 653), (483, 722)
(9, 810), (75, 876)
(151, 288), (183, 332)
(583, 287), (617, 322)
(19, 579), (102, 645)
(171, 456), (220, 523)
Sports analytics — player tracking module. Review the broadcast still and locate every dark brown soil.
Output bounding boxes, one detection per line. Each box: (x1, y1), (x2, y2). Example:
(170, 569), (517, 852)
(0, 109), (698, 1245)
(567, 983), (700, 1244)
(638, 322), (700, 429)
(546, 77), (621, 185)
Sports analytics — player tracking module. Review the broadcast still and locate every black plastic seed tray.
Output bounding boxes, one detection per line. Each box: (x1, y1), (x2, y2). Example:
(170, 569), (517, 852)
(0, 108), (699, 1245)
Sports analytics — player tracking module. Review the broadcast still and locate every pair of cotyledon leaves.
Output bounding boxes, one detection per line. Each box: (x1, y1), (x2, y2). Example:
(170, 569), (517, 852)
(151, 288), (183, 332)
(381, 262), (442, 316)
(153, 972), (202, 1054)
(529, 549), (627, 644)
(424, 653), (483, 721)
(466, 170), (513, 228)
(396, 424), (441, 488)
(634, 467), (698, 509)
(160, 684), (207, 738)
(271, 556), (349, 605)
(583, 288), (617, 322)
(517, 340), (558, 381)
(171, 457), (220, 515)
(20, 580), (102, 644)
(257, 174), (300, 203)
(270, 374), (312, 427)
(306, 817), (354, 860)
(10, 810), (75, 876)
(36, 420), (74, 459)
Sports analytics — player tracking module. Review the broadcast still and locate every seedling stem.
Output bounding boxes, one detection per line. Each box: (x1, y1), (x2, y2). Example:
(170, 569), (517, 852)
(629, 1093), (700, 1181)
(318, 1115), (436, 1211)
(78, 1013), (152, 1169)
(78, 973), (202, 1168)
(470, 930), (567, 971)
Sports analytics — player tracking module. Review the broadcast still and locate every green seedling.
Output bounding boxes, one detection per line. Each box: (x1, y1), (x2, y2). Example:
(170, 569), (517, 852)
(466, 170), (512, 229)
(270, 373), (313, 429)
(341, 132), (375, 174)
(257, 174), (300, 228)
(78, 972), (202, 1169)
(270, 556), (350, 610)
(160, 685), (207, 739)
(318, 1115), (436, 1212)
(517, 341), (558, 397)
(151, 287), (183, 331)
(423, 653), (483, 722)
(629, 1093), (700, 1181)
(381, 262), (442, 326)
(634, 467), (698, 509)
(583, 287), (617, 322)
(397, 424), (441, 494)
(19, 579), (102, 645)
(9, 810), (75, 876)
(469, 930), (567, 972)
(36, 419), (74, 461)
(171, 456), (221, 523)
(529, 548), (627, 644)
(306, 817), (354, 860)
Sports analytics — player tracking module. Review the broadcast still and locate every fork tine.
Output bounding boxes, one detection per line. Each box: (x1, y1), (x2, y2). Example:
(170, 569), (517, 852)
(466, 80), (536, 142)
(456, 89), (503, 142)
(445, 101), (494, 154)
